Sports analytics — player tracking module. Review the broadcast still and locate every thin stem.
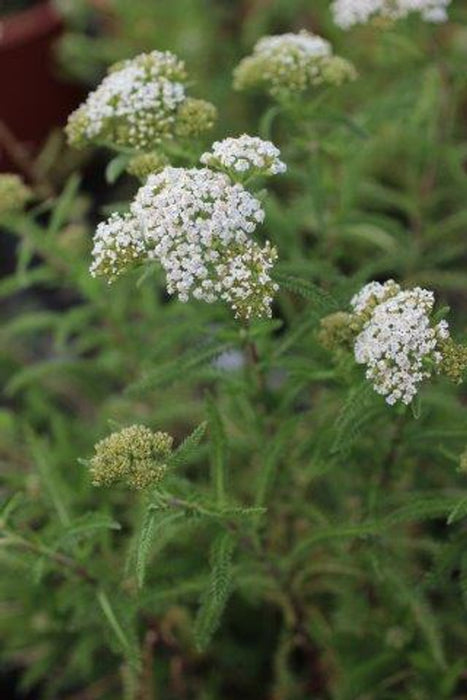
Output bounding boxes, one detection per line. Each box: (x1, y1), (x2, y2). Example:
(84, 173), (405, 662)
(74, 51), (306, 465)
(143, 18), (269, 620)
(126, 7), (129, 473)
(1, 530), (97, 584)
(0, 120), (55, 198)
(240, 322), (266, 395)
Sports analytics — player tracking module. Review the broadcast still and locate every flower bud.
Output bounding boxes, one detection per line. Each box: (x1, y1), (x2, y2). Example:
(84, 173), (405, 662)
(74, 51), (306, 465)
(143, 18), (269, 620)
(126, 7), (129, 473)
(174, 98), (217, 138)
(90, 425), (173, 490)
(0, 174), (31, 216)
(126, 152), (170, 179)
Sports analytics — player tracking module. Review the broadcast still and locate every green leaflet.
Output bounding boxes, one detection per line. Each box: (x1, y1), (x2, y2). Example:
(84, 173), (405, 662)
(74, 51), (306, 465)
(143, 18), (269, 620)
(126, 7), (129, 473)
(56, 512), (121, 545)
(194, 532), (236, 650)
(272, 271), (340, 314)
(290, 495), (467, 563)
(135, 509), (184, 588)
(125, 341), (231, 395)
(96, 590), (140, 669)
(331, 381), (376, 456)
(168, 422), (207, 469)
(47, 174), (81, 238)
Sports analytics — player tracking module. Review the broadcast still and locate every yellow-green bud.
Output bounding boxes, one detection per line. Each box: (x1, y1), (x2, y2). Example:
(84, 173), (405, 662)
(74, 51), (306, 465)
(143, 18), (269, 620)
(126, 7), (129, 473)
(438, 339), (467, 384)
(319, 56), (358, 87)
(0, 174), (31, 215)
(174, 98), (217, 138)
(126, 152), (170, 179)
(90, 424), (173, 490)
(318, 311), (360, 350)
(65, 106), (90, 150)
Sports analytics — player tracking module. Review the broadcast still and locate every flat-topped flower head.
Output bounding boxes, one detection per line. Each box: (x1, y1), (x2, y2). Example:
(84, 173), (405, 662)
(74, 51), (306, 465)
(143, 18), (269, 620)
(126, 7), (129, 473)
(90, 212), (146, 282)
(354, 286), (450, 405)
(331, 0), (451, 29)
(131, 167), (277, 319)
(90, 424), (173, 490)
(66, 50), (215, 151)
(200, 135), (286, 180)
(233, 30), (356, 97)
(0, 174), (31, 216)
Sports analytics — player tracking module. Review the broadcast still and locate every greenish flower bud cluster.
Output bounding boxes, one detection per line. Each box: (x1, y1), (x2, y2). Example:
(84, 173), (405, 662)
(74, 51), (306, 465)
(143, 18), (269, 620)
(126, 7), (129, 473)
(66, 50), (216, 153)
(126, 151), (170, 180)
(174, 98), (218, 139)
(0, 174), (31, 216)
(233, 30), (357, 98)
(90, 424), (173, 490)
(438, 338), (467, 384)
(318, 311), (360, 351)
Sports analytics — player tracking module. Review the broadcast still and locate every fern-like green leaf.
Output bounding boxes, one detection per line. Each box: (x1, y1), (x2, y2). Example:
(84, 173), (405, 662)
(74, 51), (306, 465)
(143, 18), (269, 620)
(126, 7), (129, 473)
(135, 509), (184, 588)
(331, 382), (375, 456)
(273, 272), (339, 314)
(126, 342), (231, 395)
(194, 532), (236, 650)
(168, 422), (207, 469)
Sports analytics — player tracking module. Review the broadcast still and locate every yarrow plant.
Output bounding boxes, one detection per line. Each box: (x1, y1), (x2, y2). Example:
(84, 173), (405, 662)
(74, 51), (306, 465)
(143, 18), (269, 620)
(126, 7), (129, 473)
(233, 30), (357, 97)
(3, 10), (467, 699)
(66, 50), (216, 152)
(331, 0), (452, 28)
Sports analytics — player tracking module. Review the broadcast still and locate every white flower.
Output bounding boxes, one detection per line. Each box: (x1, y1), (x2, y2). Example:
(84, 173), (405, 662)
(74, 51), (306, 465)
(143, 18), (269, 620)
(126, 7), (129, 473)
(131, 167), (277, 318)
(67, 51), (187, 150)
(90, 213), (146, 282)
(200, 135), (287, 178)
(353, 286), (450, 405)
(331, 0), (451, 29)
(253, 32), (331, 60)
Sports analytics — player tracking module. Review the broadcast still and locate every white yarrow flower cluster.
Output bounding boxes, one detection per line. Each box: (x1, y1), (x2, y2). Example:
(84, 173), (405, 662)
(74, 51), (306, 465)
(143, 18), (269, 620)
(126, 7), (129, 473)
(67, 51), (188, 150)
(331, 0), (451, 29)
(90, 213), (146, 282)
(353, 282), (450, 405)
(131, 167), (277, 318)
(200, 135), (287, 178)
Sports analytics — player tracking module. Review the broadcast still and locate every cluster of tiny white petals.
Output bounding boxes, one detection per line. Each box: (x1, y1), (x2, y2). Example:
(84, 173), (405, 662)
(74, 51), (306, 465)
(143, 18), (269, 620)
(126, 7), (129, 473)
(130, 167), (276, 318)
(353, 286), (450, 405)
(67, 51), (186, 149)
(254, 32), (331, 60)
(350, 279), (401, 314)
(332, 0), (451, 28)
(90, 213), (146, 282)
(200, 135), (287, 177)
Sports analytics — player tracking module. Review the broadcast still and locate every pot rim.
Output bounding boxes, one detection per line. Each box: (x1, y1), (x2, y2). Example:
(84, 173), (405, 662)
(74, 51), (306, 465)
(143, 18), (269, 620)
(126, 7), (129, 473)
(0, 1), (62, 51)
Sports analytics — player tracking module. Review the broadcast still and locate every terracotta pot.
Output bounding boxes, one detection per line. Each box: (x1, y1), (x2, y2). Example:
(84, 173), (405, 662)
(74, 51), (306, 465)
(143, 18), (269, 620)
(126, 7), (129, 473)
(0, 1), (83, 172)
